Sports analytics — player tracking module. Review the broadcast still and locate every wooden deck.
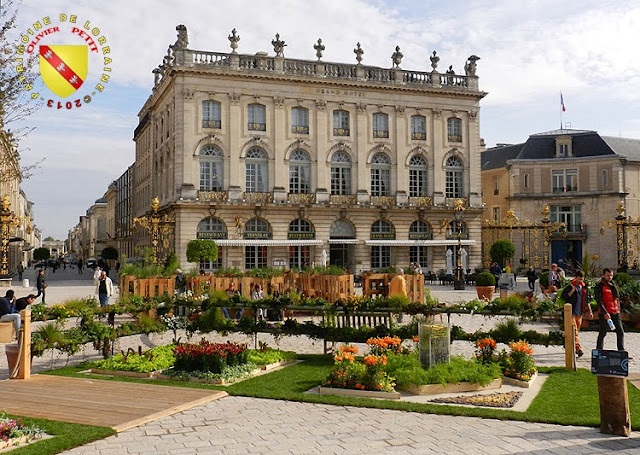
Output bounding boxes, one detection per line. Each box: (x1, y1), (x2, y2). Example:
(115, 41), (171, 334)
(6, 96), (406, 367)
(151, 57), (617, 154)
(0, 374), (227, 432)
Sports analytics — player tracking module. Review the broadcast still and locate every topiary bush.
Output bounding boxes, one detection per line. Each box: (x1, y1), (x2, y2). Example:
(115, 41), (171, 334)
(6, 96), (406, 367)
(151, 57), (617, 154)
(475, 272), (496, 286)
(489, 239), (515, 267)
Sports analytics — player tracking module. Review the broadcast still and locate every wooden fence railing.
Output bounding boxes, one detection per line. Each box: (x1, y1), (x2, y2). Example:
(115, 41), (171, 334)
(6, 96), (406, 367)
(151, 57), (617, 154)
(362, 273), (425, 303)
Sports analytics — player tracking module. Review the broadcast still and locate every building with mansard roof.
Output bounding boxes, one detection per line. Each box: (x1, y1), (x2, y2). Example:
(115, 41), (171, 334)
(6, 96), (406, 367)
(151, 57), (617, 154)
(482, 128), (640, 270)
(131, 25), (487, 274)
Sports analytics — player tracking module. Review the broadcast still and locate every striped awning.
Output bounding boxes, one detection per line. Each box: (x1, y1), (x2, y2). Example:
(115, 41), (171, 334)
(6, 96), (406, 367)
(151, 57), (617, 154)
(214, 239), (324, 247)
(364, 239), (476, 246)
(328, 239), (360, 245)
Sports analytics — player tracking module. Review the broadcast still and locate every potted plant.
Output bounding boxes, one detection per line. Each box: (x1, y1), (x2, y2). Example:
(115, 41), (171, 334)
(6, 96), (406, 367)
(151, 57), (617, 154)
(475, 272), (496, 301)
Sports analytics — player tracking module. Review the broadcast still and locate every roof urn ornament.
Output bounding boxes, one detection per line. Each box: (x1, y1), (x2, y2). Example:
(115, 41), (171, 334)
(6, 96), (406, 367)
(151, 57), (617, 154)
(465, 55), (480, 76)
(430, 50), (439, 70)
(354, 42), (364, 64)
(391, 46), (403, 68)
(228, 28), (240, 53)
(272, 33), (286, 57)
(314, 38), (325, 61)
(171, 25), (188, 51)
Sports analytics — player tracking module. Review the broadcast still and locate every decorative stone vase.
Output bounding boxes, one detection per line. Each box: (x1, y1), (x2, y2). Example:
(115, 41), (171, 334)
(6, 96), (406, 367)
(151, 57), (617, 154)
(475, 286), (494, 301)
(418, 323), (450, 369)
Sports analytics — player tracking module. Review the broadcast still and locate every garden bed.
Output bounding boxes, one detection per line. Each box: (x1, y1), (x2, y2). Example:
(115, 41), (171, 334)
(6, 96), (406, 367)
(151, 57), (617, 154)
(398, 378), (502, 395)
(502, 372), (538, 388)
(317, 385), (401, 400)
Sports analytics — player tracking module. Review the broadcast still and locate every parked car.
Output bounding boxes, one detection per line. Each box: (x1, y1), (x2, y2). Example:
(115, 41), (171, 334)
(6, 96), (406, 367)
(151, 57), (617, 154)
(86, 258), (98, 269)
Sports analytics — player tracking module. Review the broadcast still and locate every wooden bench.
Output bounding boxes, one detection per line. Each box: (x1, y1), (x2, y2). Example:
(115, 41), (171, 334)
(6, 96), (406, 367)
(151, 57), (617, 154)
(322, 310), (393, 354)
(0, 321), (15, 343)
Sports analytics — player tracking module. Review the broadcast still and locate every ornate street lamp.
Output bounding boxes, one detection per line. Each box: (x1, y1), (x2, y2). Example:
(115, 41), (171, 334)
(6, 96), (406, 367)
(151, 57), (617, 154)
(0, 196), (21, 277)
(132, 197), (175, 264)
(453, 198), (465, 290)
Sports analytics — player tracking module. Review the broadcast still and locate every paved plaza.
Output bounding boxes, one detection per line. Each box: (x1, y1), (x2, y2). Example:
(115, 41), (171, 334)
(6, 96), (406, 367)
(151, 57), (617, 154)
(2, 267), (640, 454)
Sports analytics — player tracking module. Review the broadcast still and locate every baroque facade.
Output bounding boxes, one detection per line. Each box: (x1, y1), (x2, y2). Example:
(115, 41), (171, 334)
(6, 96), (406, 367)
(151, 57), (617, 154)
(130, 25), (487, 273)
(482, 129), (640, 270)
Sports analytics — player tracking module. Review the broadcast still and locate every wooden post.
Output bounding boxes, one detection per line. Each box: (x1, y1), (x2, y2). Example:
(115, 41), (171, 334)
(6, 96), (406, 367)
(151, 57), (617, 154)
(16, 308), (30, 379)
(563, 303), (575, 370)
(598, 376), (631, 436)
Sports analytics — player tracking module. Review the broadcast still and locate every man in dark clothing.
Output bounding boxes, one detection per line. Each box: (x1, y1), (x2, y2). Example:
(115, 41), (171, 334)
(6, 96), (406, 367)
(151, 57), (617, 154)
(17, 263), (24, 281)
(561, 270), (592, 357)
(594, 268), (625, 352)
(15, 294), (36, 312)
(78, 259), (83, 274)
(0, 289), (20, 334)
(526, 266), (538, 291)
(35, 269), (46, 304)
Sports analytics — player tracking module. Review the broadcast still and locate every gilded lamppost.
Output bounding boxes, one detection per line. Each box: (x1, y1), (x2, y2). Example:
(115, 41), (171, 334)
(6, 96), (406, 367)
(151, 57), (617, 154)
(0, 196), (21, 276)
(132, 197), (175, 264)
(453, 198), (465, 290)
(600, 201), (629, 271)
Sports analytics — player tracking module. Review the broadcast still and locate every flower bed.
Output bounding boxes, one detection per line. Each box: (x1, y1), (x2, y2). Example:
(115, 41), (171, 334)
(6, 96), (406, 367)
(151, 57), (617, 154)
(174, 341), (248, 374)
(322, 344), (396, 393)
(501, 340), (537, 383)
(0, 412), (43, 450)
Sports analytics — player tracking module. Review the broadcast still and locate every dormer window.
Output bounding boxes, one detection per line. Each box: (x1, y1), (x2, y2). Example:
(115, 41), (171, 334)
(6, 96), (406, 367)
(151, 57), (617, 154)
(555, 136), (572, 157)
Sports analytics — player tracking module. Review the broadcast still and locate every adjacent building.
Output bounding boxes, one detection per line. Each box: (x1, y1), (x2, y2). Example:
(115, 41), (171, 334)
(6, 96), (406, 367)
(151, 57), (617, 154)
(126, 25), (487, 273)
(482, 129), (640, 269)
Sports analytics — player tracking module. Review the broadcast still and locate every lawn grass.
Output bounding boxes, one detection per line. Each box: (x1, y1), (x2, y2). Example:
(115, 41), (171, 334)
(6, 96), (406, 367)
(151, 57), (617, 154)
(3, 414), (113, 455)
(45, 356), (640, 430)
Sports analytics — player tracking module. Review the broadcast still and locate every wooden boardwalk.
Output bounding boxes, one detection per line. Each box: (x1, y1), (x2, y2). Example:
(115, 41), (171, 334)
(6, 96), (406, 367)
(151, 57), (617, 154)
(0, 374), (227, 432)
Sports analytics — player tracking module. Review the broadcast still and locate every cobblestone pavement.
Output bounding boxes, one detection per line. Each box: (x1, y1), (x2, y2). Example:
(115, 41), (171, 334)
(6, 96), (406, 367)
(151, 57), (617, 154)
(63, 396), (640, 455)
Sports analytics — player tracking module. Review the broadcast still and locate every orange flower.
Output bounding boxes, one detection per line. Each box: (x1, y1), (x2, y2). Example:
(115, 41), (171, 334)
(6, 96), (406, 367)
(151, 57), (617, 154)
(412, 336), (419, 343)
(509, 340), (534, 355)
(363, 355), (379, 365)
(476, 338), (496, 349)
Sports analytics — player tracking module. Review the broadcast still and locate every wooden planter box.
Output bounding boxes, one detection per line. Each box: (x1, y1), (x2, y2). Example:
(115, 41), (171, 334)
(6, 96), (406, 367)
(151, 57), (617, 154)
(317, 385), (401, 400)
(89, 369), (158, 379)
(501, 371), (537, 388)
(398, 378), (502, 395)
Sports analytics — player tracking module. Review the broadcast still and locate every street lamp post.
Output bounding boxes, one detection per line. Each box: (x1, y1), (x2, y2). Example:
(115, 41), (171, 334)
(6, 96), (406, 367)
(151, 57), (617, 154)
(0, 196), (21, 277)
(453, 198), (465, 290)
(132, 197), (175, 265)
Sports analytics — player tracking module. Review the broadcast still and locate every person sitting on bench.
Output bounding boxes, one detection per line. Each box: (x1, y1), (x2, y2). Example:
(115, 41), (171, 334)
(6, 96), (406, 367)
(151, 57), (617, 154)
(0, 290), (21, 337)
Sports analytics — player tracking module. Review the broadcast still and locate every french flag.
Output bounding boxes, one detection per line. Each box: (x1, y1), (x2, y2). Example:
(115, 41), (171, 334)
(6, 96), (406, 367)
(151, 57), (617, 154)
(561, 93), (566, 112)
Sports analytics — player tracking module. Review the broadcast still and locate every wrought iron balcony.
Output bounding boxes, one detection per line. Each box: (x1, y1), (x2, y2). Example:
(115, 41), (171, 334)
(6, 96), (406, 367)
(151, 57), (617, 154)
(330, 194), (357, 204)
(408, 196), (433, 207)
(291, 125), (309, 134)
(411, 132), (427, 140)
(333, 128), (350, 136)
(448, 135), (462, 142)
(287, 193), (316, 204)
(202, 119), (221, 129)
(444, 197), (468, 207)
(197, 191), (227, 202)
(243, 192), (272, 203)
(552, 224), (587, 236)
(370, 195), (396, 206)
(373, 130), (389, 139)
(248, 122), (266, 131)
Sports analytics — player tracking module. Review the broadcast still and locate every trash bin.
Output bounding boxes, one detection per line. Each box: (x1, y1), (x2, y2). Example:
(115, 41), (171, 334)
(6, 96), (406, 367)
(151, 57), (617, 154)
(5, 343), (19, 375)
(22, 279), (29, 288)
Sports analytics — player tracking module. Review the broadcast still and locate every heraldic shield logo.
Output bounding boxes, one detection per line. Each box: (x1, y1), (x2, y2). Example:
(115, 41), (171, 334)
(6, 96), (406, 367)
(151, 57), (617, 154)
(38, 45), (88, 98)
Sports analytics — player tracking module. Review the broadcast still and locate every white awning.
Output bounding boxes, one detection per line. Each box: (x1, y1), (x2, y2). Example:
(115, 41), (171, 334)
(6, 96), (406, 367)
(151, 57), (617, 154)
(215, 239), (324, 247)
(328, 239), (360, 244)
(365, 239), (477, 246)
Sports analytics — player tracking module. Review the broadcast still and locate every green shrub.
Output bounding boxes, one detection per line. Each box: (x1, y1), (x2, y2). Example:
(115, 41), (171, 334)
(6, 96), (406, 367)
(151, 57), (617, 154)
(489, 239), (515, 266)
(539, 271), (550, 288)
(92, 345), (175, 373)
(614, 272), (632, 287)
(475, 272), (495, 286)
(492, 318), (522, 343)
(246, 348), (297, 366)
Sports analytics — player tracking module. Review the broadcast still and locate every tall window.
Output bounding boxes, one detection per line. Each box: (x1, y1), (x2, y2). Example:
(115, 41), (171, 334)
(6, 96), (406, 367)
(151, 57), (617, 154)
(411, 115), (426, 140)
(447, 117), (462, 142)
(289, 150), (310, 194)
(445, 156), (464, 198)
(245, 147), (268, 192)
(409, 246), (427, 266)
(291, 107), (309, 134)
(199, 145), (223, 191)
(197, 217), (225, 270)
(493, 176), (499, 195)
(492, 207), (500, 221)
(551, 205), (582, 232)
(372, 113), (389, 138)
(202, 101), (221, 128)
(370, 153), (391, 196)
(289, 219), (313, 269)
(552, 169), (578, 193)
(245, 246), (267, 269)
(371, 246), (391, 269)
(248, 103), (266, 131)
(330, 151), (351, 195)
(523, 173), (530, 190)
(371, 219), (394, 238)
(601, 169), (609, 187)
(333, 110), (350, 136)
(409, 155), (428, 197)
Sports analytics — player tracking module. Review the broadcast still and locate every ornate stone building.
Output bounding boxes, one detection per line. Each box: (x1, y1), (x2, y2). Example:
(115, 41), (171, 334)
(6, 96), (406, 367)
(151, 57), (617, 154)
(132, 25), (487, 273)
(482, 129), (640, 270)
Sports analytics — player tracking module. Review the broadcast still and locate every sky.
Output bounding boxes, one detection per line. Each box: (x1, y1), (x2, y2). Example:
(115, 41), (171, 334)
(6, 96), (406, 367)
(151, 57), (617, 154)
(6, 0), (640, 239)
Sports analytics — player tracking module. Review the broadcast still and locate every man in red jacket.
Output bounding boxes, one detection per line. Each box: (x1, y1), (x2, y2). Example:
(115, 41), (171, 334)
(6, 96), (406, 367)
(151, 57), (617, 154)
(594, 268), (625, 352)
(561, 270), (592, 357)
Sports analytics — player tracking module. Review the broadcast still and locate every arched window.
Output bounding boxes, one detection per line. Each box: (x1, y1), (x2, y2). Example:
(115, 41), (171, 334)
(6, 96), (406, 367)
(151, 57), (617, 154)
(371, 219), (394, 238)
(245, 147), (268, 192)
(445, 156), (464, 198)
(409, 155), (428, 197)
(333, 110), (350, 136)
(289, 150), (310, 194)
(411, 115), (426, 140)
(447, 117), (462, 142)
(244, 218), (271, 269)
(372, 112), (389, 138)
(199, 145), (223, 191)
(248, 103), (266, 131)
(202, 101), (221, 128)
(288, 219), (314, 269)
(330, 151), (351, 195)
(196, 217), (226, 270)
(291, 107), (309, 134)
(370, 153), (391, 196)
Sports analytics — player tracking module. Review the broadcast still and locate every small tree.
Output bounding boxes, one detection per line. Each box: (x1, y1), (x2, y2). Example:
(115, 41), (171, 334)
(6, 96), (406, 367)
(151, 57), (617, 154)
(186, 239), (218, 265)
(489, 239), (515, 267)
(33, 247), (51, 262)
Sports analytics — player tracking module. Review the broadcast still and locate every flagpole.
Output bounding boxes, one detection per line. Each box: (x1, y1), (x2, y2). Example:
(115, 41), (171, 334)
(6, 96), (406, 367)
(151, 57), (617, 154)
(560, 92), (563, 129)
